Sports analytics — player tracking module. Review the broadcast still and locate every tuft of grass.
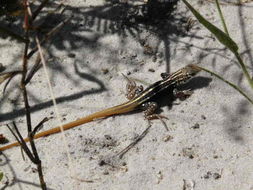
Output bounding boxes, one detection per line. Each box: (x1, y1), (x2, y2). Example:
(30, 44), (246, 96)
(182, 0), (253, 103)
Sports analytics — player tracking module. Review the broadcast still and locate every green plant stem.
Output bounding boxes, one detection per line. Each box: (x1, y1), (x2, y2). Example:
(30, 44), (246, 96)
(0, 172), (3, 181)
(196, 65), (253, 105)
(182, 0), (238, 52)
(182, 0), (253, 90)
(215, 0), (229, 36)
(234, 52), (253, 90)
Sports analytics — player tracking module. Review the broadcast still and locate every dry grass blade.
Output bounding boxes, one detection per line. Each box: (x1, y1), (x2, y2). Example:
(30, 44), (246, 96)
(6, 123), (37, 163)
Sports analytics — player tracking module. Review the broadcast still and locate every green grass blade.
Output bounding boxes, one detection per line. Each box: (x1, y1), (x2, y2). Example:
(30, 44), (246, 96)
(215, 0), (229, 36)
(195, 65), (253, 105)
(234, 52), (253, 90)
(182, 0), (253, 90)
(0, 172), (3, 181)
(182, 0), (238, 53)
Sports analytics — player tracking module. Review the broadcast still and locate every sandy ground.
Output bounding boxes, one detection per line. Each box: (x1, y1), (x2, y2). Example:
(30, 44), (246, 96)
(1, 0), (253, 189)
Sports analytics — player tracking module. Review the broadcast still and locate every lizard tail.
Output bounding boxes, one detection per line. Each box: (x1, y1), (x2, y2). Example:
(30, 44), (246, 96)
(0, 103), (135, 151)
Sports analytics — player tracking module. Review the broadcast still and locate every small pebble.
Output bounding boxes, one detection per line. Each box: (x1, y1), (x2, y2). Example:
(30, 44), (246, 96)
(163, 135), (173, 142)
(183, 179), (195, 190)
(201, 115), (206, 120)
(204, 171), (212, 179)
(182, 147), (195, 159)
(148, 68), (155, 72)
(213, 173), (221, 179)
(101, 68), (109, 74)
(132, 53), (137, 58)
(68, 53), (76, 58)
(156, 171), (163, 184)
(104, 135), (112, 140)
(127, 71), (131, 75)
(191, 123), (200, 129)
(98, 160), (106, 166)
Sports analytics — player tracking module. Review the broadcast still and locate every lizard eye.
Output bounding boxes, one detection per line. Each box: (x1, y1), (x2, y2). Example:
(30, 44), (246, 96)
(161, 72), (170, 79)
(186, 64), (201, 76)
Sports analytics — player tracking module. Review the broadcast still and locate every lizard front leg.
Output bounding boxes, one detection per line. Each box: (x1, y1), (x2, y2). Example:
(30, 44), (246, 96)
(160, 72), (170, 79)
(141, 102), (169, 131)
(123, 74), (143, 100)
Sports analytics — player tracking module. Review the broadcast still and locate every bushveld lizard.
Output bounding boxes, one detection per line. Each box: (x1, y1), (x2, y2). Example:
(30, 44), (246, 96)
(0, 64), (201, 151)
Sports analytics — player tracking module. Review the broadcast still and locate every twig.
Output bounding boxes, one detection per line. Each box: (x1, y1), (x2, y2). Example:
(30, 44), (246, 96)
(117, 121), (152, 159)
(20, 1), (47, 189)
(32, 0), (50, 21)
(32, 117), (50, 137)
(25, 53), (42, 85)
(6, 123), (36, 163)
(2, 71), (22, 94)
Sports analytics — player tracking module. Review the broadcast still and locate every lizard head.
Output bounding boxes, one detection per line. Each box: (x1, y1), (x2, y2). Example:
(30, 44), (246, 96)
(170, 64), (202, 85)
(183, 64), (202, 77)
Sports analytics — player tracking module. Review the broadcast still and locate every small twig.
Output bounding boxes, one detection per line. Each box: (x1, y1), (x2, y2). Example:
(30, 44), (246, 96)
(117, 121), (152, 159)
(20, 1), (47, 189)
(3, 74), (16, 94)
(2, 71), (22, 94)
(25, 53), (42, 85)
(21, 147), (26, 161)
(32, 117), (50, 137)
(32, 0), (49, 21)
(71, 176), (94, 183)
(21, 2), (32, 133)
(6, 123), (36, 163)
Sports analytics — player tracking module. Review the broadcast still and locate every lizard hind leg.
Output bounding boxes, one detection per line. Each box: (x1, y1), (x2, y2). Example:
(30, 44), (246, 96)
(173, 88), (193, 100)
(141, 102), (169, 131)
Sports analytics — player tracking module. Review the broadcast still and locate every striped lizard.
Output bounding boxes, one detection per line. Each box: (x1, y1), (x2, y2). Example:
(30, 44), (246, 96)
(0, 64), (201, 151)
